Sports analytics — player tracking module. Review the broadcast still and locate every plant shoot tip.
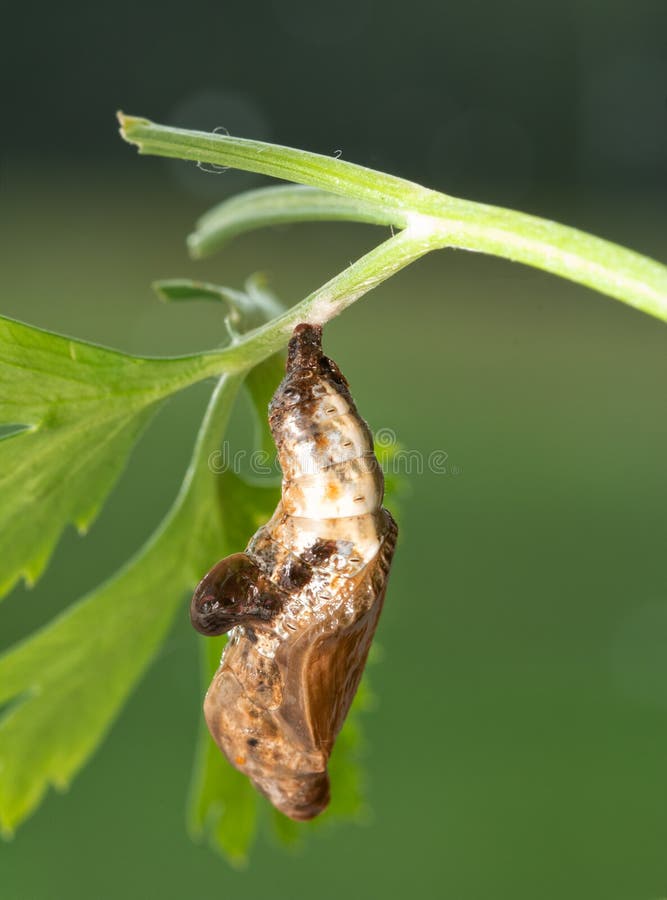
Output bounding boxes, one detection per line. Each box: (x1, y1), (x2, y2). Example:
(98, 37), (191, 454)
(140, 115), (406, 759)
(116, 112), (151, 142)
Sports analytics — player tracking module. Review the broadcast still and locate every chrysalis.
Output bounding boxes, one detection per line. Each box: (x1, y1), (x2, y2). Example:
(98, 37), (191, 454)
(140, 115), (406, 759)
(191, 323), (397, 821)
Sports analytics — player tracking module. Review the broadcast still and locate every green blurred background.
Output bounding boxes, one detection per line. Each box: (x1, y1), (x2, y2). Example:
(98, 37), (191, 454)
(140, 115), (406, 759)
(2, 1), (666, 897)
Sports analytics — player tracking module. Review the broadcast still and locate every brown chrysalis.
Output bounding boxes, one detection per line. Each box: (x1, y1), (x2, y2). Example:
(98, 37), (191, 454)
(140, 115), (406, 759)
(190, 323), (397, 821)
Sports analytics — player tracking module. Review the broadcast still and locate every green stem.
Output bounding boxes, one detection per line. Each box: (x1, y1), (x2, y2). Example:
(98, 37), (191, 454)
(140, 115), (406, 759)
(119, 113), (667, 325)
(190, 227), (436, 378)
(118, 114), (428, 213)
(409, 210), (667, 322)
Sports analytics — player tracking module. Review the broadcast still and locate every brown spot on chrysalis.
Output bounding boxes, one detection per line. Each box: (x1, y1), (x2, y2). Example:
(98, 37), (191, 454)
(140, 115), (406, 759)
(300, 539), (338, 567)
(277, 556), (312, 591)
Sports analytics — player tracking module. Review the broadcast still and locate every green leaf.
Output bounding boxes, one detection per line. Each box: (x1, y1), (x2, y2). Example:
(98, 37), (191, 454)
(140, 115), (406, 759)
(374, 436), (410, 520)
(0, 314), (228, 599)
(0, 374), (243, 836)
(119, 113), (667, 325)
(154, 274), (284, 342)
(188, 185), (397, 258)
(153, 278), (244, 304)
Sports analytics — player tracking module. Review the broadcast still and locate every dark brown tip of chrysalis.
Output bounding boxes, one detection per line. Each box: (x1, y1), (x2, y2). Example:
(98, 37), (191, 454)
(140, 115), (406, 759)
(190, 553), (285, 636)
(271, 771), (331, 822)
(286, 323), (323, 372)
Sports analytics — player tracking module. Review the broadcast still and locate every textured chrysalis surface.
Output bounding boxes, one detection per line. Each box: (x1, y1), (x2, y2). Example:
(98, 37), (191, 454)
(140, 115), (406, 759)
(190, 323), (397, 821)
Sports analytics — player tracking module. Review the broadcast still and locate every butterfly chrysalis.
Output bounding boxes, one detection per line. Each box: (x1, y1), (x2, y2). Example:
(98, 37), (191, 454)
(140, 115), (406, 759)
(191, 323), (397, 821)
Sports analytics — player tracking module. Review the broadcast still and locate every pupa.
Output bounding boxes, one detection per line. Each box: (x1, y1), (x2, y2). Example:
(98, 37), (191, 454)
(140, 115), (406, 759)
(190, 323), (397, 820)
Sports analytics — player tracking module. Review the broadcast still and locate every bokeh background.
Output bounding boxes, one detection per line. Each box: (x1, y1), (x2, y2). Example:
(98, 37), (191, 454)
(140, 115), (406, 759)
(2, 1), (667, 898)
